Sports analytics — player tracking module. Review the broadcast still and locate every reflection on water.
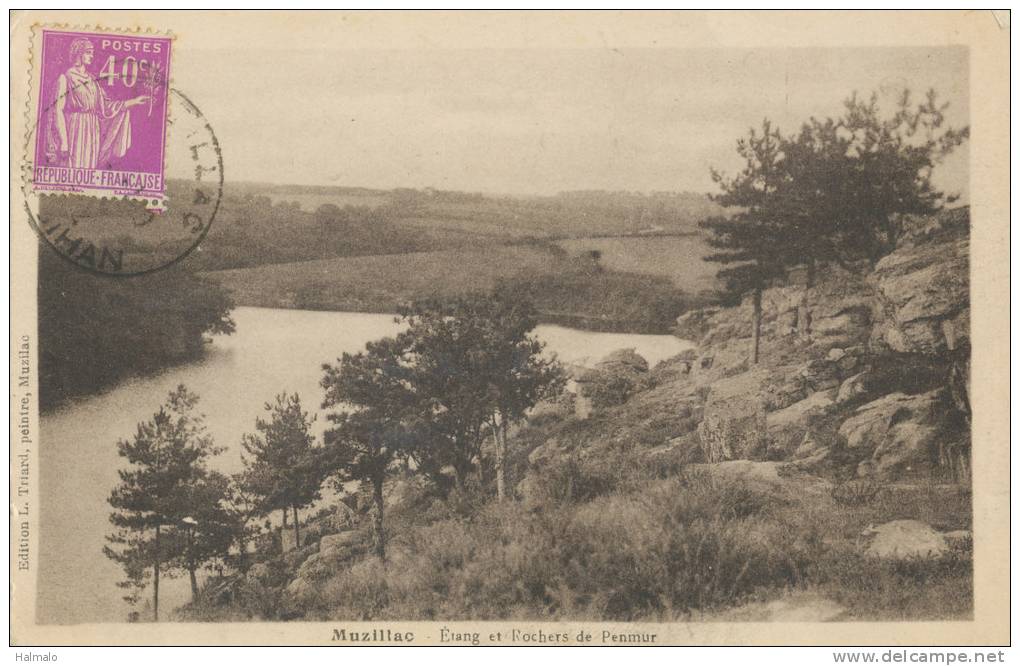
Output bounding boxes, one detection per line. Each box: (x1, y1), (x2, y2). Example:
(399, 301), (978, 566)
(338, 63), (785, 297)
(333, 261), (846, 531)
(38, 306), (692, 624)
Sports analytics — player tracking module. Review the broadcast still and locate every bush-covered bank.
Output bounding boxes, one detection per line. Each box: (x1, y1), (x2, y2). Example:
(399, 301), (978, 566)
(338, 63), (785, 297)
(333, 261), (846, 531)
(38, 245), (235, 411)
(205, 246), (706, 335)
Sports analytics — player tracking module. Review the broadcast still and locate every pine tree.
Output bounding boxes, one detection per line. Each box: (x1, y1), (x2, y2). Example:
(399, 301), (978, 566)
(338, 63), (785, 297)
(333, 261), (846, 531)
(104, 385), (223, 621)
(222, 473), (263, 573)
(784, 88), (969, 265)
(240, 393), (324, 550)
(702, 119), (790, 364)
(389, 292), (563, 495)
(168, 471), (235, 601)
(397, 300), (496, 490)
(321, 335), (419, 561)
(442, 289), (563, 500)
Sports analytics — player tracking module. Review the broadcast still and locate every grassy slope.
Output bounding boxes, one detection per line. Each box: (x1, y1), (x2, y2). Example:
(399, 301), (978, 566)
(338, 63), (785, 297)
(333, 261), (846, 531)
(203, 245), (564, 313)
(186, 183), (723, 332)
(203, 243), (704, 333)
(180, 376), (971, 623)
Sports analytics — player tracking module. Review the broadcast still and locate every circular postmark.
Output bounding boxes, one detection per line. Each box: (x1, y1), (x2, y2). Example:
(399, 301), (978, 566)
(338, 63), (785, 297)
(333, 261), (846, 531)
(23, 86), (223, 277)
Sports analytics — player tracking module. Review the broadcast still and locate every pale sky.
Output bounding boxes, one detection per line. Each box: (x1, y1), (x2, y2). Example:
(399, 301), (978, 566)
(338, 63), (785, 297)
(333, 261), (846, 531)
(174, 46), (968, 197)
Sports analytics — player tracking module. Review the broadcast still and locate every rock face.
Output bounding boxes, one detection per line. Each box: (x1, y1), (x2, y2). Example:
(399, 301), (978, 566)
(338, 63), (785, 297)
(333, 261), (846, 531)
(285, 575), (315, 602)
(766, 389), (835, 460)
(650, 209), (966, 481)
(806, 272), (875, 348)
(870, 217), (969, 355)
(697, 371), (768, 462)
(862, 520), (948, 559)
(838, 391), (947, 478)
(674, 307), (723, 343)
(836, 371), (871, 404)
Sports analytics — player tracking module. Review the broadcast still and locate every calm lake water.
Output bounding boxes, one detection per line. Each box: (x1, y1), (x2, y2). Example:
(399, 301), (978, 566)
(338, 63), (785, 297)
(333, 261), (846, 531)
(38, 306), (692, 624)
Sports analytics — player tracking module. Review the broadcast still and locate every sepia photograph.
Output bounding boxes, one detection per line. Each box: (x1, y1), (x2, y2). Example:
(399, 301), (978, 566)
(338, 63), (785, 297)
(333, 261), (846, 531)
(8, 9), (1010, 648)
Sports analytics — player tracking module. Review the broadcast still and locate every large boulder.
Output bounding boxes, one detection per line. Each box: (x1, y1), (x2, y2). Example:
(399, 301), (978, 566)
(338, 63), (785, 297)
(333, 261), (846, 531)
(576, 349), (650, 413)
(597, 348), (649, 374)
(862, 520), (948, 559)
(282, 543), (318, 570)
(319, 530), (361, 556)
(298, 537), (359, 582)
(799, 358), (842, 392)
(285, 575), (316, 603)
(836, 371), (872, 404)
(838, 390), (948, 478)
(697, 370), (768, 462)
(674, 307), (722, 343)
(643, 430), (704, 467)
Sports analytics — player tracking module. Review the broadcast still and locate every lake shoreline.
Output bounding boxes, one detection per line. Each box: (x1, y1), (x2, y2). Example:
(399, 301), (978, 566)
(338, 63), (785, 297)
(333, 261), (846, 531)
(223, 299), (683, 335)
(38, 306), (693, 623)
(38, 302), (685, 414)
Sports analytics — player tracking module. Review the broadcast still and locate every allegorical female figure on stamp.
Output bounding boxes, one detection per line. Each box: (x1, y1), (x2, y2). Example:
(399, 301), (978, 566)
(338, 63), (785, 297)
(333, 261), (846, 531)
(32, 29), (173, 207)
(49, 37), (149, 169)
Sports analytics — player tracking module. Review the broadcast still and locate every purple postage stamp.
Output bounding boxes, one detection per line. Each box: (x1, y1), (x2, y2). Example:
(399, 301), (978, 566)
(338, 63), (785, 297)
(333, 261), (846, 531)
(31, 29), (172, 208)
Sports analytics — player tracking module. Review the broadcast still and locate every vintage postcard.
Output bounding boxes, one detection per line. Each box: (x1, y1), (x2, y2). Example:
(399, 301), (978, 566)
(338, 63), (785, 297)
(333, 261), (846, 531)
(8, 10), (1009, 647)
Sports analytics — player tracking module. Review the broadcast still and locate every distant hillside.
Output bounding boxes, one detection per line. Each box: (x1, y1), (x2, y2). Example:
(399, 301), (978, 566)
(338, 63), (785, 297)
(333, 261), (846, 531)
(170, 182), (725, 273)
(204, 243), (710, 334)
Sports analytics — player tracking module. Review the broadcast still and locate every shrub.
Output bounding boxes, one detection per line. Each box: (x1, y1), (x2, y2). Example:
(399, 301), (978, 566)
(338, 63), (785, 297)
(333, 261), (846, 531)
(235, 578), (285, 620)
(830, 479), (884, 507)
(308, 476), (811, 621)
(317, 557), (391, 620)
(811, 541), (973, 620)
(527, 454), (619, 505)
(585, 372), (641, 408)
(554, 484), (807, 619)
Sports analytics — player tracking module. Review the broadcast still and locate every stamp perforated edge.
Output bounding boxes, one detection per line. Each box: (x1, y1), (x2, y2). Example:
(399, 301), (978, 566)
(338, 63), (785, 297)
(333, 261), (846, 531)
(21, 23), (177, 211)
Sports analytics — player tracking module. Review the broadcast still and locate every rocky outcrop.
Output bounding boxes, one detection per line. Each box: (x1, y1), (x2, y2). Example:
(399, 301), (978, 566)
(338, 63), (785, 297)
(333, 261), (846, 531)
(870, 212), (969, 356)
(836, 371), (871, 404)
(838, 390), (949, 478)
(574, 349), (651, 417)
(643, 430), (704, 467)
(246, 563), (272, 583)
(674, 307), (723, 343)
(662, 208), (971, 482)
(597, 348), (650, 374)
(766, 388), (835, 460)
(861, 520), (948, 559)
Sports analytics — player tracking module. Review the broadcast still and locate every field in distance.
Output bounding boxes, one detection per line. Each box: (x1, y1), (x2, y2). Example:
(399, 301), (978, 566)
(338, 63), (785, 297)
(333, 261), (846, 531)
(203, 242), (708, 334)
(205, 245), (563, 313)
